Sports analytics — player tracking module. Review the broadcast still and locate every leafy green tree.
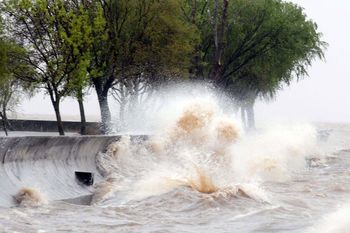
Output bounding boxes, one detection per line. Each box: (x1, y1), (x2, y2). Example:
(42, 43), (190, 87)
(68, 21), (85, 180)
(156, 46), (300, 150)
(3, 0), (92, 135)
(0, 36), (33, 136)
(85, 0), (198, 133)
(63, 1), (94, 135)
(0, 76), (18, 136)
(182, 0), (231, 80)
(186, 0), (326, 128)
(0, 46), (13, 136)
(1, 17), (15, 135)
(226, 0), (326, 128)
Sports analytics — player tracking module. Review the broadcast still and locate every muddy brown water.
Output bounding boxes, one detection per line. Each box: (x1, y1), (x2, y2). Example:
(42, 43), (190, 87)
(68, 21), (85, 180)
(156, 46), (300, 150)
(0, 123), (350, 233)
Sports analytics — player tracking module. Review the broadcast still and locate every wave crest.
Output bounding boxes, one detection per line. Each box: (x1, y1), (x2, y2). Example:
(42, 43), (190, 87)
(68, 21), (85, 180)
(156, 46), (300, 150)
(95, 99), (316, 203)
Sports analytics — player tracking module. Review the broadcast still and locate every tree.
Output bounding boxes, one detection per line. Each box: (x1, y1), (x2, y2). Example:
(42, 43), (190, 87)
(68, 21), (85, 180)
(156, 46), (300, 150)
(226, 0), (326, 128)
(186, 0), (326, 128)
(0, 17), (10, 135)
(182, 0), (228, 80)
(0, 76), (17, 136)
(85, 0), (198, 133)
(208, 0), (229, 81)
(3, 0), (92, 135)
(0, 37), (32, 136)
(62, 1), (94, 135)
(0, 70), (13, 136)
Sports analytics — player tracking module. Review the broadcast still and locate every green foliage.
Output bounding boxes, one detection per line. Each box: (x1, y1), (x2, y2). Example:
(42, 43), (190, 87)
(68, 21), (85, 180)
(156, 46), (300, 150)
(2, 0), (96, 134)
(84, 0), (199, 132)
(3, 0), (93, 98)
(0, 0), (327, 131)
(88, 0), (198, 82)
(186, 0), (326, 103)
(0, 37), (31, 118)
(224, 0), (326, 100)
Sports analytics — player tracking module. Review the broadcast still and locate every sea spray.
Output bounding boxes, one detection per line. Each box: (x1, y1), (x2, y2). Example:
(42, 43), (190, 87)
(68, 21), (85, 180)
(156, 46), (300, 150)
(14, 188), (48, 207)
(94, 96), (317, 204)
(307, 204), (350, 233)
(232, 124), (317, 183)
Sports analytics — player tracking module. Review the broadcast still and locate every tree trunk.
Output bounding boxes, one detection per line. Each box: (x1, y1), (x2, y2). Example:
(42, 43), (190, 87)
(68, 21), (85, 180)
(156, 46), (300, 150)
(93, 77), (112, 134)
(0, 112), (8, 136)
(96, 92), (111, 134)
(2, 106), (11, 130)
(78, 96), (87, 135)
(53, 101), (65, 135)
(47, 86), (65, 135)
(246, 103), (256, 130)
(189, 46), (204, 79)
(209, 0), (229, 82)
(188, 1), (204, 79)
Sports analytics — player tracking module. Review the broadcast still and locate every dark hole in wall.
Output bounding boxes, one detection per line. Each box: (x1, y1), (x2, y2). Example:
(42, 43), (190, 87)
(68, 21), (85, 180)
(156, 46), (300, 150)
(75, 171), (94, 186)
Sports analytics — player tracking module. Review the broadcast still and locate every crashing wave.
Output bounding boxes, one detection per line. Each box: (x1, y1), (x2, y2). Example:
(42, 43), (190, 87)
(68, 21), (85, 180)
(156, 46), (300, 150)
(94, 99), (316, 204)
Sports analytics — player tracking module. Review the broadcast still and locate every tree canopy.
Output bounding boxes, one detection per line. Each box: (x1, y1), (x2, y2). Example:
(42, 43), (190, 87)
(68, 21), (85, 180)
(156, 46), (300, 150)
(0, 0), (326, 134)
(85, 0), (199, 133)
(0, 33), (33, 135)
(3, 0), (94, 135)
(184, 0), (326, 128)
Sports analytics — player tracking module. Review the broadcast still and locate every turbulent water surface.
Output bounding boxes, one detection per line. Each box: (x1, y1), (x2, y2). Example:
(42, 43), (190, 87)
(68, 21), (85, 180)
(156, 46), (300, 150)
(0, 98), (350, 233)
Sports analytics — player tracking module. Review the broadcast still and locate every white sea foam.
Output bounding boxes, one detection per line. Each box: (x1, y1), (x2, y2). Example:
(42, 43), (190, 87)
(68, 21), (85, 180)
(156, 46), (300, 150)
(94, 90), (317, 204)
(307, 204), (350, 233)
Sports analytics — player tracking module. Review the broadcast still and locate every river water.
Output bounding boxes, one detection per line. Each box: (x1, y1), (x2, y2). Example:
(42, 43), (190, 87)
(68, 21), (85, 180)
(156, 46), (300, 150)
(0, 98), (350, 233)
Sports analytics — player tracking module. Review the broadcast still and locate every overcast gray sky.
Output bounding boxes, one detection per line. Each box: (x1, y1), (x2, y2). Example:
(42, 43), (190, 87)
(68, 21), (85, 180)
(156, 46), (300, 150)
(16, 0), (350, 123)
(256, 0), (350, 123)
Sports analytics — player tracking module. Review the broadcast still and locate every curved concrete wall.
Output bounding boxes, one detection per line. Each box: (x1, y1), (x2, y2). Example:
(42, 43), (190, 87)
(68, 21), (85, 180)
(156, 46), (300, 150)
(0, 136), (120, 207)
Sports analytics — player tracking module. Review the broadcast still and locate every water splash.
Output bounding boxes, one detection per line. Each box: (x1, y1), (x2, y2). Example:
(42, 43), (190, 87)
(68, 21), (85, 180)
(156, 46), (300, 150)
(14, 188), (47, 207)
(95, 96), (317, 204)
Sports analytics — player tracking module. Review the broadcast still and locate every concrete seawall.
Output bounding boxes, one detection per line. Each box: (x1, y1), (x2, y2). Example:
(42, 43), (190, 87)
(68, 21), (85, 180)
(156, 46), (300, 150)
(0, 136), (123, 207)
